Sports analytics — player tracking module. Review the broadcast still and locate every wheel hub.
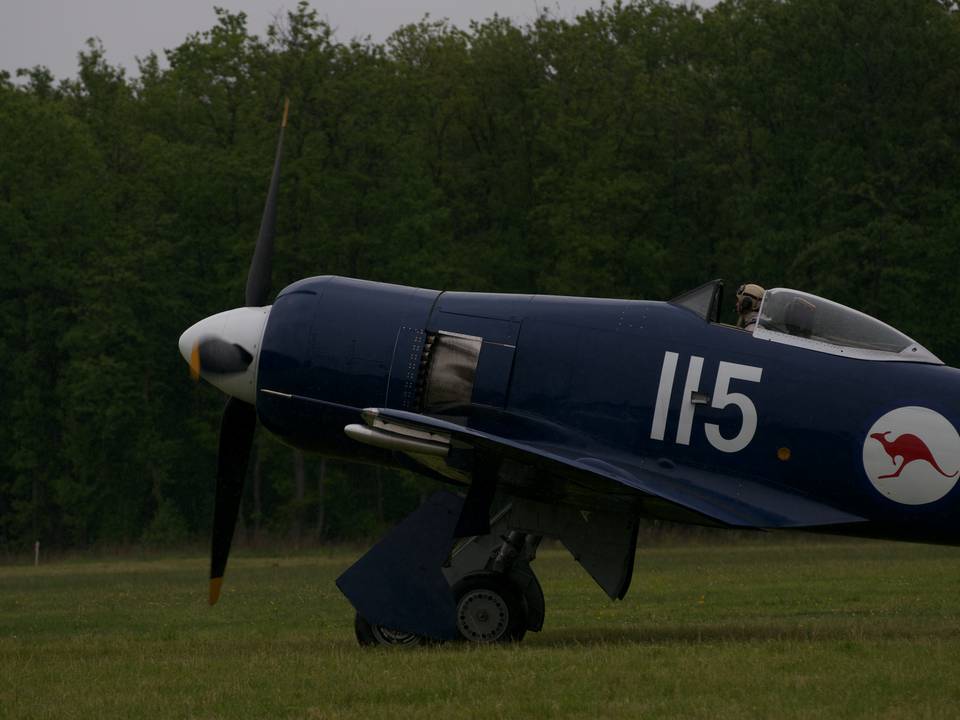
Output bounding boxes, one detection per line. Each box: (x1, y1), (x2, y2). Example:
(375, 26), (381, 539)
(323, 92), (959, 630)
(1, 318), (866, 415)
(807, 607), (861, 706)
(457, 588), (509, 642)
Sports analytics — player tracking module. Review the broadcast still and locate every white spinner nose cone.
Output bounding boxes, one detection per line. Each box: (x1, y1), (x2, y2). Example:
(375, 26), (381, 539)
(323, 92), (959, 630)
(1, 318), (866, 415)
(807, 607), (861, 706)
(179, 306), (272, 404)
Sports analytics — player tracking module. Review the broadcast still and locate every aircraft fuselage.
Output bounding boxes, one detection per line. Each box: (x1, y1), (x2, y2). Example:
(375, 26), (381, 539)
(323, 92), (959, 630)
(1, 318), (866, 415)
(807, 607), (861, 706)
(254, 276), (960, 546)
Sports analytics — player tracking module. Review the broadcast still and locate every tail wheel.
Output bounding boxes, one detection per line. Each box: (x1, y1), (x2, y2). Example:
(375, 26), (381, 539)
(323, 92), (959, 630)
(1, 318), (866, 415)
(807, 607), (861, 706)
(354, 613), (426, 647)
(453, 573), (527, 643)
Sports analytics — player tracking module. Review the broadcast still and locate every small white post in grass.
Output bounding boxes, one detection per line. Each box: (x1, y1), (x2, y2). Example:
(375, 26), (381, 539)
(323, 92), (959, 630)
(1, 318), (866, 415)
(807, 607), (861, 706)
(34, 540), (39, 567)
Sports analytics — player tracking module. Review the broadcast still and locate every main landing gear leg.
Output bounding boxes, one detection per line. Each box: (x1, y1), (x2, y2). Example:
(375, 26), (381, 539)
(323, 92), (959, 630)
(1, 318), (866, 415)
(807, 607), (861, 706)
(448, 529), (544, 644)
(337, 492), (545, 647)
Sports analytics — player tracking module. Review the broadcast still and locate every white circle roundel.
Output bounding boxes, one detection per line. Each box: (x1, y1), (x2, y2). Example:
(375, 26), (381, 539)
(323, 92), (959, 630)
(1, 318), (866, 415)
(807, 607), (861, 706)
(862, 407), (960, 505)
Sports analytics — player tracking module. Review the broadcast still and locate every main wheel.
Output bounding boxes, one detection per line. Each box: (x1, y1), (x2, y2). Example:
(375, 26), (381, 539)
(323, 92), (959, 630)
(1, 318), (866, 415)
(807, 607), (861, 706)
(452, 572), (527, 643)
(354, 613), (426, 647)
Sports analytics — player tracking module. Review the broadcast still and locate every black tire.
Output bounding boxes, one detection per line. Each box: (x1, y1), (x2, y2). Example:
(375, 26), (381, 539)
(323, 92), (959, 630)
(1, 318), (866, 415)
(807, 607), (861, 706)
(452, 572), (527, 643)
(354, 612), (427, 647)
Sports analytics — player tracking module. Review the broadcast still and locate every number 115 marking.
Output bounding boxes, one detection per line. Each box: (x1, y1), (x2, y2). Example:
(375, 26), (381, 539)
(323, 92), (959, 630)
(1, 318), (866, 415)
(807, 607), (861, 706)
(650, 351), (763, 453)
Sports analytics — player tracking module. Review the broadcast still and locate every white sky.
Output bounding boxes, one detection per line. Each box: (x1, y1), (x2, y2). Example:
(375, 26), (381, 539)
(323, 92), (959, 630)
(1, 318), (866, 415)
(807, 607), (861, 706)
(1, 0), (624, 81)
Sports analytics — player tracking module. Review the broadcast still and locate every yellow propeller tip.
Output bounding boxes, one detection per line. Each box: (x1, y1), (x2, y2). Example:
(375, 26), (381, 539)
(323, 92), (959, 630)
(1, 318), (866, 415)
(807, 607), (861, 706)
(281, 97), (290, 129)
(189, 342), (201, 381)
(209, 577), (224, 606)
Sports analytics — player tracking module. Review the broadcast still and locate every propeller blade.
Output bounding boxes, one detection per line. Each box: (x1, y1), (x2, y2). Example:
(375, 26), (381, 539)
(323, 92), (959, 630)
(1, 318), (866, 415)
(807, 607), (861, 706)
(204, 101), (286, 604)
(245, 97), (289, 307)
(209, 396), (257, 605)
(189, 342), (202, 381)
(189, 337), (253, 379)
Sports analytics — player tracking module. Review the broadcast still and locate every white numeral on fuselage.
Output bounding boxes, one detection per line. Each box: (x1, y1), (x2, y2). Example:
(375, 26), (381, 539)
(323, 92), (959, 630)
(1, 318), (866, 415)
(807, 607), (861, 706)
(651, 352), (763, 453)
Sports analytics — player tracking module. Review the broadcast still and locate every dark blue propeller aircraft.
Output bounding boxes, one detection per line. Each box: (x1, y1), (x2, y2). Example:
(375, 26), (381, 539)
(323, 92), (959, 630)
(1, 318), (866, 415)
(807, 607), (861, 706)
(180, 104), (960, 645)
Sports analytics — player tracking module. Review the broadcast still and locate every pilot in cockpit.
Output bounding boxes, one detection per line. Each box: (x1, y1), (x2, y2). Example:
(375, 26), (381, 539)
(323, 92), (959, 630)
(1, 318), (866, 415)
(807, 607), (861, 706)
(736, 283), (765, 332)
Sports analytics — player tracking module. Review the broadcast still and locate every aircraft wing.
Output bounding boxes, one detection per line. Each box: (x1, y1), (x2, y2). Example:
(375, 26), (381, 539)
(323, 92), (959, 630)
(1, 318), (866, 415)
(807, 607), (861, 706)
(346, 407), (867, 530)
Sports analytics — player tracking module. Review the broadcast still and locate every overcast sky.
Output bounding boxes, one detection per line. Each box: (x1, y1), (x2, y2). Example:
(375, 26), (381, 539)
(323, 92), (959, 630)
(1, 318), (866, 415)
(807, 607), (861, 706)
(1, 0), (637, 81)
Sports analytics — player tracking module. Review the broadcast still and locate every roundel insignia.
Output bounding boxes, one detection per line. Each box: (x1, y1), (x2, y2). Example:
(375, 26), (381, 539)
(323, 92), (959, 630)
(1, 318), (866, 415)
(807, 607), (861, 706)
(862, 406), (960, 505)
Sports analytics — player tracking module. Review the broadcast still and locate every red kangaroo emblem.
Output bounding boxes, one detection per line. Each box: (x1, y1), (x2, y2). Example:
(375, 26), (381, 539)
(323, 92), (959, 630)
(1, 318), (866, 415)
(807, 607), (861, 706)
(869, 431), (958, 479)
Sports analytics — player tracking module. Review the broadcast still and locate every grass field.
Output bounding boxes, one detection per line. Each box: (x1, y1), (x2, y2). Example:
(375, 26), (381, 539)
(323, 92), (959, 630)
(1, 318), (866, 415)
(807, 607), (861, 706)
(3, 535), (960, 719)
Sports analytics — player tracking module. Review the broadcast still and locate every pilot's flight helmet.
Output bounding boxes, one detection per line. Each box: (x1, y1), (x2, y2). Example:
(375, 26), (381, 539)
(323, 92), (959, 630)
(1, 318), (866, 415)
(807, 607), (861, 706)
(736, 283), (766, 314)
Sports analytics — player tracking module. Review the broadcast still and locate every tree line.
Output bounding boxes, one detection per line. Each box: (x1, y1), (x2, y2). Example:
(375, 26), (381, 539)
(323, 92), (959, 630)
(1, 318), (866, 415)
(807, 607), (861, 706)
(2, 0), (959, 551)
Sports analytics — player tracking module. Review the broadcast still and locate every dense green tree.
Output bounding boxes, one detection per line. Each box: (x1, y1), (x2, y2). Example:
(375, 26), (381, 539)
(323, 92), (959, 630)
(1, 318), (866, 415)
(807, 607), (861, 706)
(0, 81), (107, 544)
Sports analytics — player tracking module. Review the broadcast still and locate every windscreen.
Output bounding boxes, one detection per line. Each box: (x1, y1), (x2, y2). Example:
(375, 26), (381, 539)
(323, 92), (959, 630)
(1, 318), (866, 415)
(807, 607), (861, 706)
(756, 289), (929, 357)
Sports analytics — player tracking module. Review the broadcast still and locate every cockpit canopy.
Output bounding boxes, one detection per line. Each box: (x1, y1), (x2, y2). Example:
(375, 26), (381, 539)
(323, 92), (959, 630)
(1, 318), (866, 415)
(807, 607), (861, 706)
(668, 281), (940, 364)
(755, 288), (941, 364)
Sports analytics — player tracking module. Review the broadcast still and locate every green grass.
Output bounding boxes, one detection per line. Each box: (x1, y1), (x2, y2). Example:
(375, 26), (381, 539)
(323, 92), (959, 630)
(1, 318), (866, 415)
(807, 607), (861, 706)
(3, 537), (960, 719)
